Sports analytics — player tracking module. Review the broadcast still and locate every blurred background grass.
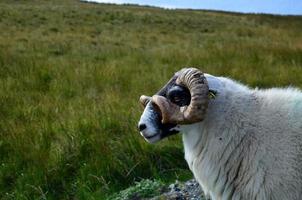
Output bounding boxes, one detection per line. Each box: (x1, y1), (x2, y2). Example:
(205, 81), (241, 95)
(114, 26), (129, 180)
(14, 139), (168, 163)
(0, 0), (301, 199)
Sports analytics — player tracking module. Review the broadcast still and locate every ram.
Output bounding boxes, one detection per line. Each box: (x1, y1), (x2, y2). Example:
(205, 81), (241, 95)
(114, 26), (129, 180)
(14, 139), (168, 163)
(138, 68), (302, 200)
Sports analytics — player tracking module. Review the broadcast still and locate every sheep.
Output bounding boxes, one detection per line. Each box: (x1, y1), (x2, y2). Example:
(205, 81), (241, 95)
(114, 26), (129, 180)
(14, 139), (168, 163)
(138, 68), (302, 200)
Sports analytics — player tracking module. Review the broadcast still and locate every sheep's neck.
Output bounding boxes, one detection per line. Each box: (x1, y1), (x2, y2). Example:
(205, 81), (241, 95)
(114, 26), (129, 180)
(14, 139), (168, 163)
(181, 122), (207, 170)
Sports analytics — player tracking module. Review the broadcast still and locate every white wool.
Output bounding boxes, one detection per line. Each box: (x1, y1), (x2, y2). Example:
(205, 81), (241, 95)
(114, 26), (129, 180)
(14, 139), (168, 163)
(180, 75), (302, 200)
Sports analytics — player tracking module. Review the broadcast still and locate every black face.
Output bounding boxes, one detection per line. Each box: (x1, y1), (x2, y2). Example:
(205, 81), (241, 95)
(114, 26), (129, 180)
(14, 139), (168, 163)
(138, 80), (191, 143)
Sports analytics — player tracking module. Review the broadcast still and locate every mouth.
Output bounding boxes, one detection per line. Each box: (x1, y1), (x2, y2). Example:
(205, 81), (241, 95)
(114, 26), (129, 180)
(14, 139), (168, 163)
(141, 132), (162, 144)
(144, 134), (159, 139)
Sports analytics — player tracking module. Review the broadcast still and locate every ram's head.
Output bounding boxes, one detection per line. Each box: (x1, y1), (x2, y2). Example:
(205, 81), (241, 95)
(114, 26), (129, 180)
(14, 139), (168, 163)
(138, 68), (209, 143)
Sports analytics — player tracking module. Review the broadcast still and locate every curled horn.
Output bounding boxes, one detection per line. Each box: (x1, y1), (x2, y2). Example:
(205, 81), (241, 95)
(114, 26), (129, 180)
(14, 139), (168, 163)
(152, 68), (209, 124)
(139, 95), (152, 107)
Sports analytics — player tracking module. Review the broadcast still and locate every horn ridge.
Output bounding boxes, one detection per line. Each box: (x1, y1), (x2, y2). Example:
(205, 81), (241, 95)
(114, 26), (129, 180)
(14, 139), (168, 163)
(139, 95), (152, 107)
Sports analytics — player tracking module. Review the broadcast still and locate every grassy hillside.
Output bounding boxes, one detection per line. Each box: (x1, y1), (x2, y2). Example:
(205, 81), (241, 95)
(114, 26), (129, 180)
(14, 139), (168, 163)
(0, 0), (301, 199)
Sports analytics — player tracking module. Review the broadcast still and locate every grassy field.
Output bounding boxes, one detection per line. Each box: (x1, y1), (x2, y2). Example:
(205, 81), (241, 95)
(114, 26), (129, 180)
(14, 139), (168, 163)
(0, 0), (301, 199)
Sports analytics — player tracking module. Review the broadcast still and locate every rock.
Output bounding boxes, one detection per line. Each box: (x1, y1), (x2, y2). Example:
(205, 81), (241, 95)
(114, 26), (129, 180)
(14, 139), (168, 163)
(149, 179), (207, 200)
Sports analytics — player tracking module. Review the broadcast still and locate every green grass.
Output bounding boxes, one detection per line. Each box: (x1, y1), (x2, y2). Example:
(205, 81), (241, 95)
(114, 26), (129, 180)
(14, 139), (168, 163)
(0, 0), (301, 199)
(108, 179), (164, 200)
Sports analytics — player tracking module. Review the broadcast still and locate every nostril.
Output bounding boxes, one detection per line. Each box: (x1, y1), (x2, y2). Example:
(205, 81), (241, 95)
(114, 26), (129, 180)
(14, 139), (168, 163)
(138, 123), (147, 131)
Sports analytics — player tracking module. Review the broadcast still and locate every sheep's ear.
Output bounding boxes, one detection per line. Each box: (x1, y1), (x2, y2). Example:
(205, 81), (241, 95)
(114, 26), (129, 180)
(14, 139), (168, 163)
(204, 74), (222, 96)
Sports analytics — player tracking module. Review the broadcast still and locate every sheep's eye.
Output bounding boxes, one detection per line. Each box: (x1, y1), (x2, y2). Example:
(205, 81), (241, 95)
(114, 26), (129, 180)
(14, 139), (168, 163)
(167, 86), (191, 106)
(172, 96), (181, 104)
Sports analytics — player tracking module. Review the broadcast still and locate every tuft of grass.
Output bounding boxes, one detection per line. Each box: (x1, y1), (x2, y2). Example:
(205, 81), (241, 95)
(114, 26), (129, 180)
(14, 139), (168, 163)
(0, 0), (301, 199)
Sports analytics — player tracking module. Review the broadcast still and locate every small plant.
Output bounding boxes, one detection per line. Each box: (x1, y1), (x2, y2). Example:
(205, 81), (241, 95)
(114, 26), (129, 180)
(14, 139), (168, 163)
(108, 179), (164, 200)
